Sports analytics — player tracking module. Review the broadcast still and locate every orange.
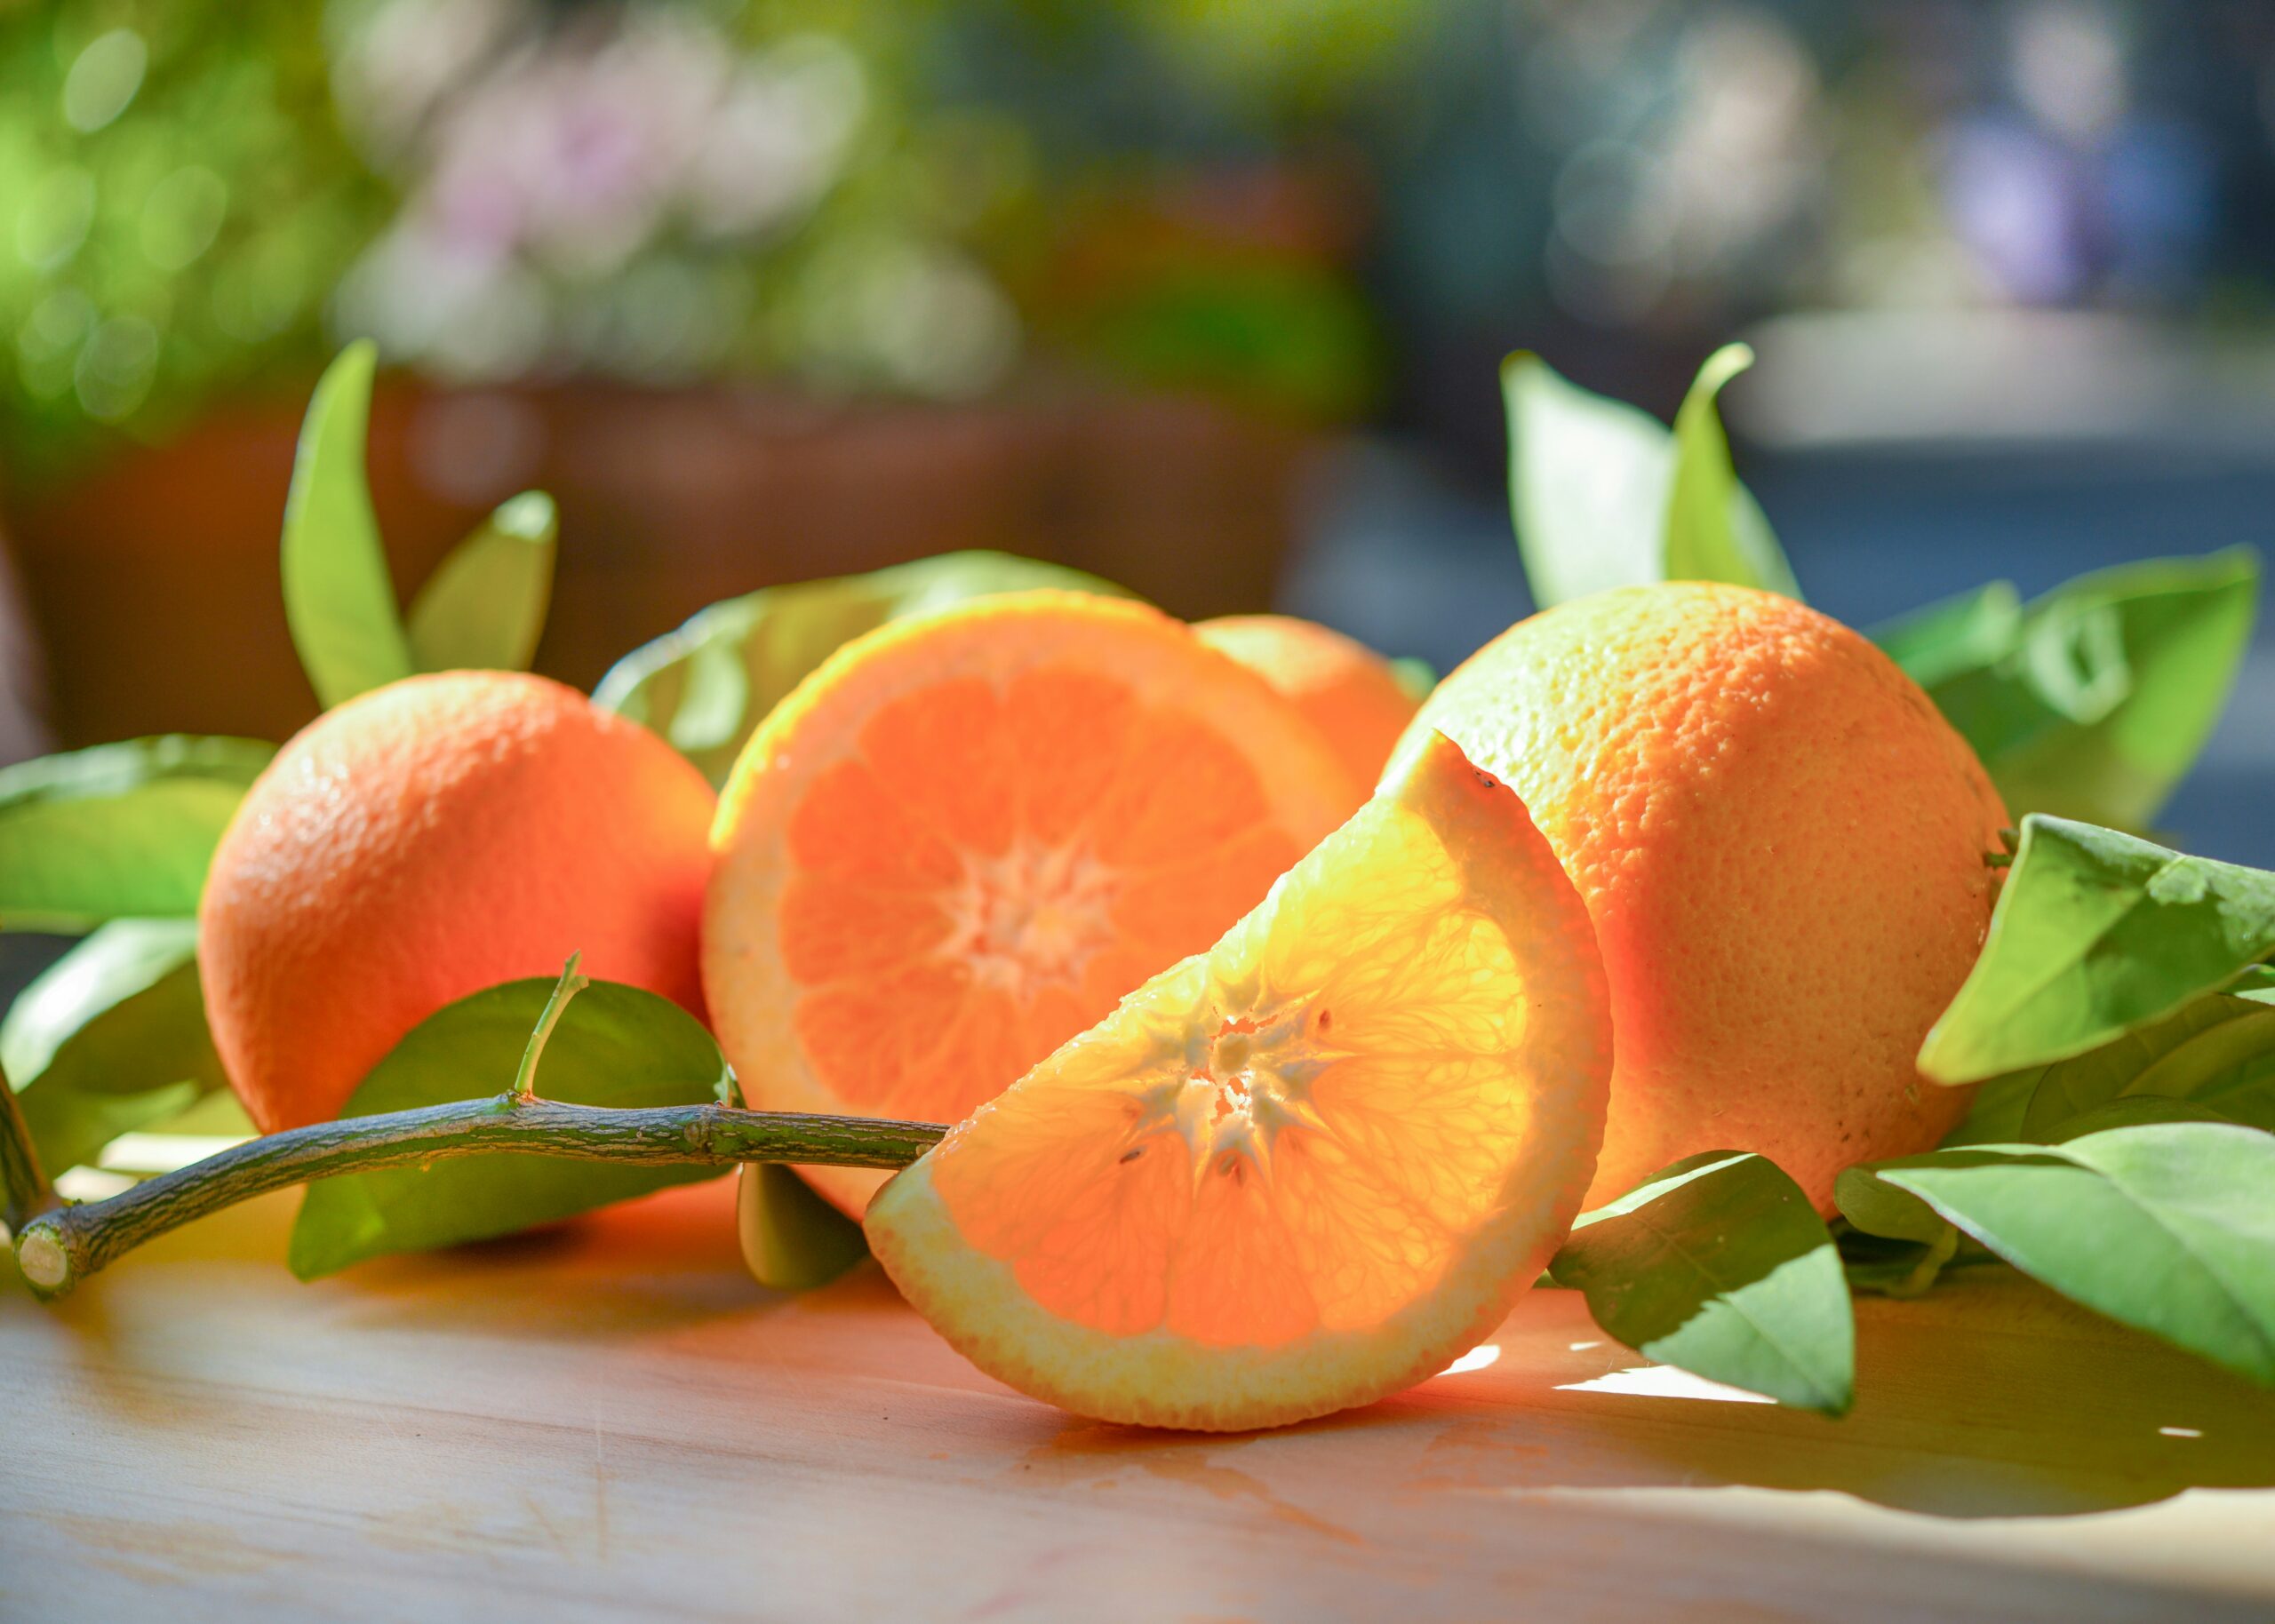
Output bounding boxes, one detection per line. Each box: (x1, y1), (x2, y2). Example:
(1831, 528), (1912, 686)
(704, 591), (1359, 1217)
(866, 731), (1612, 1430)
(1398, 583), (2008, 1214)
(1193, 613), (1420, 795)
(200, 672), (714, 1133)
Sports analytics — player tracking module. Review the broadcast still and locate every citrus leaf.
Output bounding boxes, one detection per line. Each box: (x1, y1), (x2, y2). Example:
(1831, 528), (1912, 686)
(1862, 1125), (2275, 1385)
(283, 341), (415, 709)
(288, 978), (730, 1279)
(1504, 349), (1798, 610)
(1839, 1226), (1961, 1299)
(2020, 993), (2267, 1140)
(594, 551), (1138, 785)
(1387, 655), (1436, 704)
(738, 1162), (868, 1292)
(1938, 1067), (2043, 1148)
(2, 919), (228, 1174)
(1833, 1163), (1951, 1246)
(406, 491), (558, 674)
(2041, 1095), (2239, 1137)
(1664, 343), (1800, 600)
(1919, 816), (2275, 1084)
(0, 736), (274, 930)
(1550, 1150), (1853, 1413)
(1891, 549), (2256, 831)
(1872, 580), (2028, 691)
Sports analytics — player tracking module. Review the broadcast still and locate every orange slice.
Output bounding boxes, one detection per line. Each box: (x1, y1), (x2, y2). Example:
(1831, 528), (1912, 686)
(704, 591), (1360, 1214)
(865, 731), (1612, 1430)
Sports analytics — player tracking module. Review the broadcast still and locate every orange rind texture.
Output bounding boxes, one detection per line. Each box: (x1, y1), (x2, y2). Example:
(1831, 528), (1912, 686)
(200, 672), (715, 1133)
(1399, 582), (2008, 1213)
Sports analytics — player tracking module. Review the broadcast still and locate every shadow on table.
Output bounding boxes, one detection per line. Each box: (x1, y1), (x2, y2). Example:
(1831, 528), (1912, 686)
(1027, 1269), (2275, 1522)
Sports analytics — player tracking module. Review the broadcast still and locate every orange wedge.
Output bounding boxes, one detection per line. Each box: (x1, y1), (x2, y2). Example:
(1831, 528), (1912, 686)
(704, 591), (1361, 1215)
(866, 731), (1612, 1430)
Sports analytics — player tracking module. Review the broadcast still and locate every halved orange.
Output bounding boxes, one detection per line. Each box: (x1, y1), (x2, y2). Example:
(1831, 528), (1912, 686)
(704, 591), (1361, 1214)
(865, 731), (1613, 1430)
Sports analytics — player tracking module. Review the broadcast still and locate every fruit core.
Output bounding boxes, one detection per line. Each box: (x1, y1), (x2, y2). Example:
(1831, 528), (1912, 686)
(945, 841), (1120, 997)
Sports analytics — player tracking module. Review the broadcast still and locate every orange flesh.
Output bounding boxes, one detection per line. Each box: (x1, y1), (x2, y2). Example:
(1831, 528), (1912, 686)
(778, 665), (1305, 1131)
(916, 752), (1579, 1353)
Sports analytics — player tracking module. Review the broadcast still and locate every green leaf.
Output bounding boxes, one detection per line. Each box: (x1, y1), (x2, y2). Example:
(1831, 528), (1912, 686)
(594, 551), (1138, 785)
(1387, 655), (1437, 704)
(1864, 1125), (2275, 1385)
(2, 919), (228, 1174)
(2020, 993), (2266, 1140)
(1503, 348), (1799, 610)
(406, 491), (558, 674)
(0, 736), (274, 930)
(1891, 549), (2257, 830)
(1937, 1067), (2043, 1148)
(288, 979), (731, 1278)
(1839, 1225), (1961, 1299)
(1872, 580), (2024, 690)
(283, 341), (416, 709)
(737, 1162), (869, 1292)
(1919, 815), (2275, 1084)
(2041, 1095), (2240, 1138)
(1550, 1150), (1853, 1413)
(1664, 344), (1800, 600)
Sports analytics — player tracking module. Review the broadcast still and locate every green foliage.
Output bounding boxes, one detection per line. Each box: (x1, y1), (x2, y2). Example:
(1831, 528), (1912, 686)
(1504, 345), (1799, 609)
(281, 340), (415, 708)
(594, 550), (1139, 784)
(2020, 994), (2275, 1139)
(1848, 1126), (2275, 1386)
(1550, 1151), (1853, 1413)
(1920, 816), (2275, 1084)
(1, 919), (228, 1174)
(0, 2), (383, 473)
(1872, 549), (2258, 830)
(288, 979), (732, 1279)
(406, 492), (558, 675)
(1500, 355), (2252, 834)
(0, 734), (273, 930)
(1387, 656), (1436, 703)
(283, 344), (560, 707)
(738, 1162), (869, 1291)
(1664, 345), (1798, 599)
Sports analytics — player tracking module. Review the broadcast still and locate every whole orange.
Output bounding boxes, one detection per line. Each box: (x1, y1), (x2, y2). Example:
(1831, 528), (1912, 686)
(200, 672), (715, 1133)
(1193, 615), (1420, 797)
(1397, 583), (2007, 1213)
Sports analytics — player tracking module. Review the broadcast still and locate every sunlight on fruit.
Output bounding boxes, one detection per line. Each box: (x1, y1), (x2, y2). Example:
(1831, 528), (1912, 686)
(865, 730), (1615, 1430)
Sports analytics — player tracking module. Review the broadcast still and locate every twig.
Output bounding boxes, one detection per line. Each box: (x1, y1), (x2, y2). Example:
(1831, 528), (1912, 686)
(11, 1096), (945, 1301)
(1, 1054), (58, 1236)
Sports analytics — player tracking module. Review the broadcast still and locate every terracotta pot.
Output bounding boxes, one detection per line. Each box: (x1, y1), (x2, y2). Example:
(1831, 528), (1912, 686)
(4, 379), (1313, 748)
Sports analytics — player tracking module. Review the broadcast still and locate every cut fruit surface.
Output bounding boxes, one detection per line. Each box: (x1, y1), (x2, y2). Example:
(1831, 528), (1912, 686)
(866, 731), (1613, 1431)
(704, 591), (1361, 1214)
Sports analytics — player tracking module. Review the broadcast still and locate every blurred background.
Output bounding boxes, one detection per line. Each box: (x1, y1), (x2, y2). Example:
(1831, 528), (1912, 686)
(4, 0), (2275, 858)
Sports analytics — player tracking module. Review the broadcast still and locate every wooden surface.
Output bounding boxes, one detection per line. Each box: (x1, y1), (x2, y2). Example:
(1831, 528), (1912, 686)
(4, 1179), (2273, 1623)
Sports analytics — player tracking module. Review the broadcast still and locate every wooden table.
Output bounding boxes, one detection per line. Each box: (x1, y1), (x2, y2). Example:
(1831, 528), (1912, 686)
(4, 1180), (2271, 1621)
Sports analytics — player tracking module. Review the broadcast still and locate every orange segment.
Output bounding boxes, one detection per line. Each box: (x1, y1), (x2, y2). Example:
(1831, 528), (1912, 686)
(703, 591), (1361, 1214)
(866, 731), (1614, 1431)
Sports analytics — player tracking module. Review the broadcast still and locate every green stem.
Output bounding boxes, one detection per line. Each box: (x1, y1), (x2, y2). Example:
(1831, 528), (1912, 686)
(515, 954), (587, 1099)
(1, 1055), (58, 1235)
(11, 1096), (946, 1302)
